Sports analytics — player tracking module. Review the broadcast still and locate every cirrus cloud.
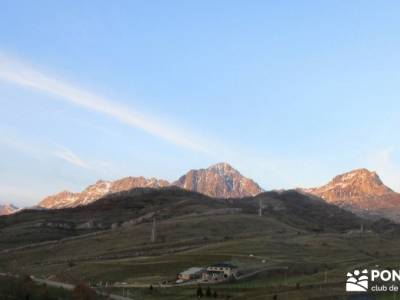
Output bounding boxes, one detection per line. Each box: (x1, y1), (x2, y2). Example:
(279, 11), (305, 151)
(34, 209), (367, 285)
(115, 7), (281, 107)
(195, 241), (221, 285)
(0, 53), (210, 154)
(52, 146), (90, 169)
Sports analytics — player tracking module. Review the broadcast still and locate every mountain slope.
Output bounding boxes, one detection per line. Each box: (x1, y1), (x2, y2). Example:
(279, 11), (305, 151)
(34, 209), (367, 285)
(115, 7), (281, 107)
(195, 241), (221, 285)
(0, 204), (18, 216)
(173, 162), (264, 198)
(303, 168), (400, 222)
(1, 187), (383, 250)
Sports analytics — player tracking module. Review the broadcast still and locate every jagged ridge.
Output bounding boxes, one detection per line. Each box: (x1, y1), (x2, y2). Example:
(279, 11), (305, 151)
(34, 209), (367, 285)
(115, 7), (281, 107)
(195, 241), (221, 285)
(39, 177), (169, 209)
(38, 163), (264, 209)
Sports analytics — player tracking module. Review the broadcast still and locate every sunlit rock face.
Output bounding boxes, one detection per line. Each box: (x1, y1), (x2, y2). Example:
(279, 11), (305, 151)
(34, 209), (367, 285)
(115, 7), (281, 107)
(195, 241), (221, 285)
(173, 162), (264, 198)
(38, 177), (169, 209)
(302, 168), (400, 222)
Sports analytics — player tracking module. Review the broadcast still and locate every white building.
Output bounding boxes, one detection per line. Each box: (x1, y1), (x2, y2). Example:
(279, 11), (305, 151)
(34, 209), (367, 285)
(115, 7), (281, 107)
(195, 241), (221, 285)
(202, 263), (238, 281)
(177, 267), (205, 282)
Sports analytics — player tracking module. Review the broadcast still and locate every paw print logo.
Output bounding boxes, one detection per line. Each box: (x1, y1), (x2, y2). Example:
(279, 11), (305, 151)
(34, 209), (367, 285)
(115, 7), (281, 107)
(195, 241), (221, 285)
(346, 269), (368, 292)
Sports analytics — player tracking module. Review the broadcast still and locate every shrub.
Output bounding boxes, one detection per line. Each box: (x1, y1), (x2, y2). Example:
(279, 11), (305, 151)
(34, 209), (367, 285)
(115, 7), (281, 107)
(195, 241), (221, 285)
(206, 286), (212, 297)
(72, 283), (96, 300)
(196, 286), (204, 298)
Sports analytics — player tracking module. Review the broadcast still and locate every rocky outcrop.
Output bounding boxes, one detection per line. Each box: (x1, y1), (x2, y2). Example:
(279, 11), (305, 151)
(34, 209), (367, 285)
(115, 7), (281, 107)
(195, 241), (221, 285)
(34, 221), (74, 230)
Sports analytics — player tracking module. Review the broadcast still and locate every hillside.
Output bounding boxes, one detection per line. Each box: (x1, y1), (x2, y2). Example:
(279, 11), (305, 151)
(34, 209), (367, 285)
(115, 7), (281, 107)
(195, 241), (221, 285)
(0, 187), (395, 251)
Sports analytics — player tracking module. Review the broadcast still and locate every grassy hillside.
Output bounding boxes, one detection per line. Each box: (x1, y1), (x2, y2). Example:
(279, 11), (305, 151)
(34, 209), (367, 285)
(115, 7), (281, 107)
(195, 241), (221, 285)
(0, 275), (71, 299)
(1, 188), (399, 299)
(0, 188), (381, 249)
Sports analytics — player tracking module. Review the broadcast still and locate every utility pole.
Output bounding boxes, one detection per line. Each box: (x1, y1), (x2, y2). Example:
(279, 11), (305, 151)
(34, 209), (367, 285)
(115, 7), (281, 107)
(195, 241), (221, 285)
(258, 199), (263, 217)
(285, 271), (287, 286)
(151, 218), (157, 243)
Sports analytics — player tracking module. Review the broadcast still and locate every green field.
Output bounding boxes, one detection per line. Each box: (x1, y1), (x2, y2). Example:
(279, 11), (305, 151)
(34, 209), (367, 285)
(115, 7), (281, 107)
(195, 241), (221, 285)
(1, 213), (400, 299)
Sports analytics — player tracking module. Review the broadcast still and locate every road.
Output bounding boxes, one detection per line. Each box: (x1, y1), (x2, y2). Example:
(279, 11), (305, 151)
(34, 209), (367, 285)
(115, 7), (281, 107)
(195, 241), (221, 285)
(0, 273), (133, 300)
(33, 277), (133, 300)
(33, 277), (74, 290)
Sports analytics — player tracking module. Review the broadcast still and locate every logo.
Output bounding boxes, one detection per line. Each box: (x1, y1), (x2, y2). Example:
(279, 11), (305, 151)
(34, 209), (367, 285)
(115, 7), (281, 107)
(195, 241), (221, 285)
(346, 269), (368, 292)
(346, 268), (400, 292)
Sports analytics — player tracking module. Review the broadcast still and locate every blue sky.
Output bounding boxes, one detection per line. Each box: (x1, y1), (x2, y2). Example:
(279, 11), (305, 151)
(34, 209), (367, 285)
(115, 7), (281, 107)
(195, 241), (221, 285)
(1, 1), (400, 206)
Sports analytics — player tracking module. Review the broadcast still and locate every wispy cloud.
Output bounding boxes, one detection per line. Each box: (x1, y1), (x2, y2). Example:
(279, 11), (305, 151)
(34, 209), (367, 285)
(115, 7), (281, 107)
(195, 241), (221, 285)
(0, 54), (210, 153)
(0, 132), (111, 171)
(52, 146), (90, 169)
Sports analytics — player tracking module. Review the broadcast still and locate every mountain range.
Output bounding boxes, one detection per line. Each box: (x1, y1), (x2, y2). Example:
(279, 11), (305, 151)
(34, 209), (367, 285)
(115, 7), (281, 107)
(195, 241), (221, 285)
(2, 163), (400, 223)
(37, 162), (264, 209)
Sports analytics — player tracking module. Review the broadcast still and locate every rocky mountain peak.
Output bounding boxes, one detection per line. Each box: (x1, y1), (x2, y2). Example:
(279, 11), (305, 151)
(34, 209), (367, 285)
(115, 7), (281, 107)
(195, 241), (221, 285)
(332, 168), (381, 184)
(312, 168), (393, 200)
(207, 162), (237, 174)
(302, 168), (400, 222)
(173, 163), (264, 198)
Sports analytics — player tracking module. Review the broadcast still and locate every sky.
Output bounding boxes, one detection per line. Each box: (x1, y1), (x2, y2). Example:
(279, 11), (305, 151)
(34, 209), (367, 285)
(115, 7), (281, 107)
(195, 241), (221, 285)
(1, 1), (400, 207)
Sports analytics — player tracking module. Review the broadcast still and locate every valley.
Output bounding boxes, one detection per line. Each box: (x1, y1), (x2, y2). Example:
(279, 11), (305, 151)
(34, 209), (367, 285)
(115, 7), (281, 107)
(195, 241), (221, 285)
(1, 188), (399, 299)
